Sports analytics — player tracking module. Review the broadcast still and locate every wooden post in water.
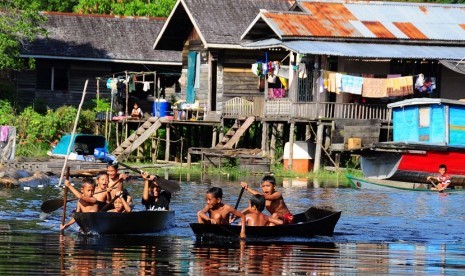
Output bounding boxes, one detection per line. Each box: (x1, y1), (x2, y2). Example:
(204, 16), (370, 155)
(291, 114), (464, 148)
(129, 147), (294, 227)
(313, 122), (324, 172)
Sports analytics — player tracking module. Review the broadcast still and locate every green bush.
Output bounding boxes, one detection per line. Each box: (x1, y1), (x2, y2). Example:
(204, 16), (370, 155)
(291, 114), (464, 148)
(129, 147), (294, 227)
(0, 101), (99, 157)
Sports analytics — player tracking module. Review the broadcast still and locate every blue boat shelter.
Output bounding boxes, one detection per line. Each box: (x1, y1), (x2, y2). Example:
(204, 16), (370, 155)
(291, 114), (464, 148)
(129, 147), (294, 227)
(388, 98), (465, 147)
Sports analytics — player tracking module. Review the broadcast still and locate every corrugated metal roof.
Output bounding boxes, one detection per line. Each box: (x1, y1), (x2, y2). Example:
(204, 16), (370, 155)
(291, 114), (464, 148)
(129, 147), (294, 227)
(243, 39), (465, 60)
(260, 1), (465, 41)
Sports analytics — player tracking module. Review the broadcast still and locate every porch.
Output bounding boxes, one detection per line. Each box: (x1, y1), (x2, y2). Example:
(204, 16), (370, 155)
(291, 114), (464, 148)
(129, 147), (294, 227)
(222, 97), (391, 122)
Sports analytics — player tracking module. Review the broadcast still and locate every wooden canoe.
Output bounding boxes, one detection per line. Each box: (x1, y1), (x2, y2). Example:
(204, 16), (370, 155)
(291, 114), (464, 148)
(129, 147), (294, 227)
(73, 210), (175, 234)
(346, 174), (465, 193)
(190, 206), (341, 239)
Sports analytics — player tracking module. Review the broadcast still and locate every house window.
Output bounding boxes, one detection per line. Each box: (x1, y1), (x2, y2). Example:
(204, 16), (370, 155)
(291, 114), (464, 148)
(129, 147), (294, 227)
(37, 66), (68, 91)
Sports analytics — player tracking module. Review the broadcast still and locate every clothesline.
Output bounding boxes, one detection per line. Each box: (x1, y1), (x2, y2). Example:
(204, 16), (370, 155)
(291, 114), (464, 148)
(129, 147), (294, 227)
(320, 69), (423, 79)
(320, 69), (422, 98)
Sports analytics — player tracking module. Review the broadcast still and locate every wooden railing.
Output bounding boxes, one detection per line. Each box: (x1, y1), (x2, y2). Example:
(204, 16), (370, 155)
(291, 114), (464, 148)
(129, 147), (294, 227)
(264, 99), (292, 118)
(223, 97), (391, 121)
(222, 97), (254, 117)
(293, 102), (390, 121)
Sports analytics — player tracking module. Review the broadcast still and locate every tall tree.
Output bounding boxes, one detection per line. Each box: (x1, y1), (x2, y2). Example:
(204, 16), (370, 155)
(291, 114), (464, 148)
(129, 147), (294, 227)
(0, 0), (46, 70)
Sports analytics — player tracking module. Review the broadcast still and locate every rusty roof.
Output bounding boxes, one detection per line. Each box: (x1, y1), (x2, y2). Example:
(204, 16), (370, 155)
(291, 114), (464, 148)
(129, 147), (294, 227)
(244, 1), (465, 42)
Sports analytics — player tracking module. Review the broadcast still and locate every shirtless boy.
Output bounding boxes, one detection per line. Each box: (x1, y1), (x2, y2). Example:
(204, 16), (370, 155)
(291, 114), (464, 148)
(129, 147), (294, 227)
(244, 194), (283, 226)
(107, 191), (131, 213)
(94, 172), (111, 210)
(106, 163), (132, 205)
(241, 175), (294, 224)
(60, 178), (98, 231)
(197, 187), (246, 238)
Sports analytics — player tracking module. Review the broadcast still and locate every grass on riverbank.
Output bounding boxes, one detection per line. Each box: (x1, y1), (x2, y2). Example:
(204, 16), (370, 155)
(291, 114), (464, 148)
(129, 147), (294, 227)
(127, 162), (363, 182)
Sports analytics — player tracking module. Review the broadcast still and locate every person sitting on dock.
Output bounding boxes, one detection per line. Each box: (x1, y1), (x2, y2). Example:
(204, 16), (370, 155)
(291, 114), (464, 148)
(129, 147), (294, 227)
(107, 190), (131, 213)
(243, 194), (283, 226)
(94, 172), (111, 210)
(240, 175), (294, 224)
(107, 163), (133, 206)
(427, 164), (451, 192)
(197, 187), (246, 238)
(60, 178), (98, 231)
(131, 102), (143, 119)
(141, 172), (171, 210)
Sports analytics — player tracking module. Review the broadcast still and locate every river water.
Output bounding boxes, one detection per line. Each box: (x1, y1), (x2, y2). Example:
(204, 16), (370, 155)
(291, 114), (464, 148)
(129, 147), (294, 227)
(0, 173), (464, 275)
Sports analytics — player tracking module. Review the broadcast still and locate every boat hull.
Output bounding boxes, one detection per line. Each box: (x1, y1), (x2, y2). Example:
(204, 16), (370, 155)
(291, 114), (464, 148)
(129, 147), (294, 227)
(190, 207), (341, 239)
(361, 145), (465, 185)
(347, 175), (465, 193)
(73, 210), (175, 234)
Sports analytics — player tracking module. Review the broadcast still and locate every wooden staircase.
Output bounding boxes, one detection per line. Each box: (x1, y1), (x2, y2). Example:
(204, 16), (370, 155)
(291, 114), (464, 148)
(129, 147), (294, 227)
(112, 117), (162, 161)
(216, 116), (255, 149)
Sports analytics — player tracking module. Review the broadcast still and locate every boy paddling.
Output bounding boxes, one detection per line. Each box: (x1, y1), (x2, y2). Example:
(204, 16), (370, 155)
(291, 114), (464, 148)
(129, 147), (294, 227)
(240, 175), (294, 224)
(427, 164), (451, 192)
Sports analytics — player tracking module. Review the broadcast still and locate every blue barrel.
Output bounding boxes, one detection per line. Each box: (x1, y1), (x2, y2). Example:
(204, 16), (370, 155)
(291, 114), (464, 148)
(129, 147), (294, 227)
(153, 100), (170, 117)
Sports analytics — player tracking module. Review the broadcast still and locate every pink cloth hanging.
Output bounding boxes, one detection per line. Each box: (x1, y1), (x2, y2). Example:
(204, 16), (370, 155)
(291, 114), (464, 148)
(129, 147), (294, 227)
(0, 126), (9, 142)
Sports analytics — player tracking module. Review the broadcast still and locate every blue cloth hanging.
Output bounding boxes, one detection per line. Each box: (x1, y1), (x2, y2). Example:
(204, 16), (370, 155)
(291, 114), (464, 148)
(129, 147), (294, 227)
(186, 51), (197, 103)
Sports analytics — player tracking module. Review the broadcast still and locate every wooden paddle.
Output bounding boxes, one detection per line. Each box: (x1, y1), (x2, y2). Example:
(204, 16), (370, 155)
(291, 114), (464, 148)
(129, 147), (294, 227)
(60, 167), (70, 234)
(234, 187), (245, 211)
(112, 161), (181, 193)
(429, 179), (447, 193)
(230, 187), (245, 221)
(429, 179), (439, 189)
(41, 185), (118, 213)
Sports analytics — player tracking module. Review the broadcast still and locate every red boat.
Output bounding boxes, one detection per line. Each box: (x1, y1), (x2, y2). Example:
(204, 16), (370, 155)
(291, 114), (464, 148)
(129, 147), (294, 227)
(361, 98), (465, 186)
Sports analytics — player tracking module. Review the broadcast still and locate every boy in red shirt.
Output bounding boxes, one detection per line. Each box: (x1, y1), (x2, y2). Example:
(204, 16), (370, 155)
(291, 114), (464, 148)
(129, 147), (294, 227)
(427, 164), (451, 192)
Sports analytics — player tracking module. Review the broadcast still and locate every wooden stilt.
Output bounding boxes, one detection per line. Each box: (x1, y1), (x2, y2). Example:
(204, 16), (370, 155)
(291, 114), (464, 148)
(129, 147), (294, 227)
(313, 122), (324, 172)
(270, 123), (276, 165)
(219, 118), (224, 144)
(165, 125), (170, 162)
(305, 123), (311, 141)
(187, 149), (192, 168)
(212, 126), (217, 148)
(261, 121), (268, 153)
(288, 122), (295, 170)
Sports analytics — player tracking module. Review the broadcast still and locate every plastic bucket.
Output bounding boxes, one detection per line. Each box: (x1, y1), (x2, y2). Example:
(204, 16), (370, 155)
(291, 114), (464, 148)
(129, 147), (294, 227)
(153, 100), (170, 117)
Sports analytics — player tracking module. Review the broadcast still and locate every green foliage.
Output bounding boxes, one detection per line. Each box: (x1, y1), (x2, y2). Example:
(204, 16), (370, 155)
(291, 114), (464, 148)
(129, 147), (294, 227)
(36, 0), (78, 12)
(0, 100), (16, 125)
(73, 0), (176, 17)
(91, 97), (112, 112)
(0, 0), (46, 70)
(0, 102), (98, 157)
(79, 109), (97, 133)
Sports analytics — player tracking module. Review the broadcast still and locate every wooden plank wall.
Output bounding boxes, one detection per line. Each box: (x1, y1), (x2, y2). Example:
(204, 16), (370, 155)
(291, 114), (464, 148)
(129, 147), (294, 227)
(221, 49), (287, 101)
(331, 119), (381, 150)
(15, 61), (111, 109)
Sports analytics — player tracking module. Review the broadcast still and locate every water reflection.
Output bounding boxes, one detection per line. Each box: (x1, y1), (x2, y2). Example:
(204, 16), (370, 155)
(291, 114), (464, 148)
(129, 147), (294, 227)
(2, 173), (465, 274)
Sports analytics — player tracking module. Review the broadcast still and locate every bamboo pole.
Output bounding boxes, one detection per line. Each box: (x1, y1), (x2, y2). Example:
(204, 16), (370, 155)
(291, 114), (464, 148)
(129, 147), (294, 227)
(57, 80), (89, 188)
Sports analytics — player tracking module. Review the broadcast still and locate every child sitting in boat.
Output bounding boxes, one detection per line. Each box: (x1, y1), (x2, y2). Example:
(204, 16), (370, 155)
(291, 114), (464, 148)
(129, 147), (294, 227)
(141, 172), (171, 210)
(106, 163), (133, 206)
(243, 194), (283, 226)
(427, 164), (451, 192)
(240, 175), (294, 224)
(107, 190), (131, 213)
(197, 187), (246, 238)
(60, 178), (98, 231)
(94, 172), (111, 210)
